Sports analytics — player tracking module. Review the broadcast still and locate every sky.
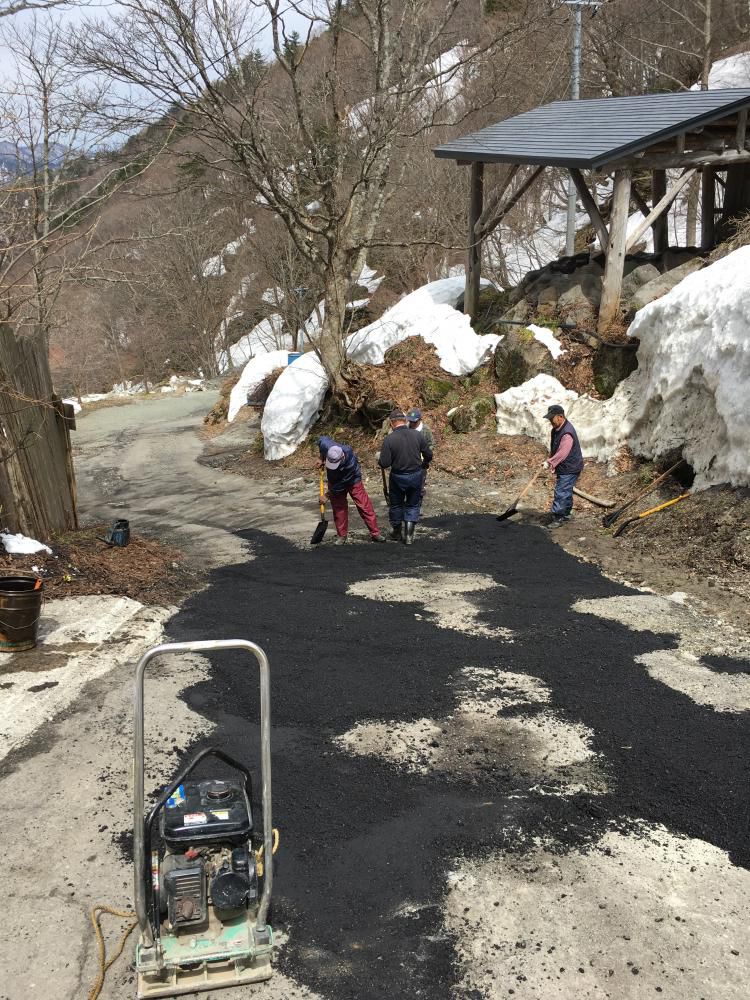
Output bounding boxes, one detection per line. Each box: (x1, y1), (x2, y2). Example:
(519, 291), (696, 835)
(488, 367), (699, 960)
(0, 0), (315, 146)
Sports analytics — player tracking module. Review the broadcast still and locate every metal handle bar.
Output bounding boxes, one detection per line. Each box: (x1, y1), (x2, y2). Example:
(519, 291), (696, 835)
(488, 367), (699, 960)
(133, 640), (272, 948)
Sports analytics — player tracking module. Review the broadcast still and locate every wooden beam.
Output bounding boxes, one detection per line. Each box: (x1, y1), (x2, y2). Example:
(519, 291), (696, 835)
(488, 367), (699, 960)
(701, 167), (715, 249)
(475, 165), (544, 239)
(598, 169), (632, 333)
(736, 109), (748, 152)
(631, 187), (651, 219)
(569, 168), (609, 251)
(606, 148), (750, 171)
(651, 170), (668, 252)
(464, 161), (484, 322)
(625, 168), (697, 252)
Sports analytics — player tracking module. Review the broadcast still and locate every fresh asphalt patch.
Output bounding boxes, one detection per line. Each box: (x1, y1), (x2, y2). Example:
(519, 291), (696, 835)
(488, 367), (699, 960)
(161, 514), (750, 1000)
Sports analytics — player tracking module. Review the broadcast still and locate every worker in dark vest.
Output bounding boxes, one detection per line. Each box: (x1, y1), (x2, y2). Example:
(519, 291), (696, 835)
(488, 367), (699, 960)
(378, 410), (433, 544)
(542, 404), (584, 529)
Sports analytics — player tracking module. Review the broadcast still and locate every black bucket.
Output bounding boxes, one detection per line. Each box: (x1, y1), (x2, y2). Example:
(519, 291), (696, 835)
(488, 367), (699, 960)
(0, 572), (44, 652)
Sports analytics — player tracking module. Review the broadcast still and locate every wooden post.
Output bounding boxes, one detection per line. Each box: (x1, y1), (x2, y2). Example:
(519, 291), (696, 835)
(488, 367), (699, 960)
(701, 167), (715, 250)
(651, 169), (668, 252)
(598, 169), (631, 334)
(464, 161), (484, 322)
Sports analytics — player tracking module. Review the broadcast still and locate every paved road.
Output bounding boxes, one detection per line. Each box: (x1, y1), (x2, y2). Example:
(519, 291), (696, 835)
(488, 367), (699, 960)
(73, 392), (313, 567)
(3, 395), (750, 1000)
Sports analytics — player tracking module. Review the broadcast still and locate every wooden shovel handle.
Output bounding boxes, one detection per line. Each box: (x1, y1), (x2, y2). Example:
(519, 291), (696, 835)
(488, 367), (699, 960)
(514, 466), (545, 505)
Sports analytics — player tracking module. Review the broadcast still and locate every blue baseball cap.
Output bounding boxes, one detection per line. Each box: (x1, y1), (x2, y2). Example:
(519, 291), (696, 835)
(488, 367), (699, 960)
(407, 408), (421, 422)
(325, 445), (344, 470)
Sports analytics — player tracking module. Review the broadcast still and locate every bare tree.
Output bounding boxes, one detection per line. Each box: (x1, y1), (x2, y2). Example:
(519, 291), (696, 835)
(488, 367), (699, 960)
(0, 16), (170, 534)
(0, 0), (73, 18)
(75, 0), (546, 397)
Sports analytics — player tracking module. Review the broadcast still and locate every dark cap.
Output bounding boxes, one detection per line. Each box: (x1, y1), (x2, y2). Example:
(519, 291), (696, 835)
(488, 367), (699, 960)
(406, 408), (422, 423)
(389, 409), (406, 420)
(543, 404), (565, 421)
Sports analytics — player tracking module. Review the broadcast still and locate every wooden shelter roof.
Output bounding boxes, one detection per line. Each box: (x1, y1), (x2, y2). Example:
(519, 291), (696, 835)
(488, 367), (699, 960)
(433, 89), (750, 169)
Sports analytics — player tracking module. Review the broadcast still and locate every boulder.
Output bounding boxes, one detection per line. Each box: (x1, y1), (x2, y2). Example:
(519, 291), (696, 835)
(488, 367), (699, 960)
(450, 396), (495, 433)
(628, 257), (705, 315)
(494, 325), (555, 391)
(421, 376), (454, 406)
(620, 262), (661, 302)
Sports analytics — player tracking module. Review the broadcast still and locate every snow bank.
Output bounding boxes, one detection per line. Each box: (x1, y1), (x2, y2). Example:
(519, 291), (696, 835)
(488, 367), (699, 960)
(706, 52), (750, 89)
(495, 375), (636, 461)
(1, 532), (52, 555)
(347, 277), (499, 374)
(227, 350), (291, 423)
(495, 375), (577, 441)
(495, 248), (750, 489)
(260, 276), (500, 459)
(527, 325), (564, 360)
(63, 398), (82, 414)
(621, 247), (750, 487)
(260, 352), (329, 459)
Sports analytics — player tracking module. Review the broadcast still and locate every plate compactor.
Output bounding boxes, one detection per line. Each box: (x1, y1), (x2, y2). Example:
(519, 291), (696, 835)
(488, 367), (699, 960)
(133, 640), (275, 998)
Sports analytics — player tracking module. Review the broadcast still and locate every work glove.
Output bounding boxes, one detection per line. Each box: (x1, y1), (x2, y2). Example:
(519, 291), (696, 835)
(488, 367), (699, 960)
(542, 460), (550, 470)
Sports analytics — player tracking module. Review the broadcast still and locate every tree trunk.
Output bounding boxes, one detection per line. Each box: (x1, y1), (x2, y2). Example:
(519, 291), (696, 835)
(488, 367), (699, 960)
(317, 262), (351, 395)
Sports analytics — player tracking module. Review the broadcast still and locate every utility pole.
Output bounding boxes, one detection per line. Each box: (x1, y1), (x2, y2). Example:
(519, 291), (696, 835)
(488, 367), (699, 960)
(564, 0), (602, 257)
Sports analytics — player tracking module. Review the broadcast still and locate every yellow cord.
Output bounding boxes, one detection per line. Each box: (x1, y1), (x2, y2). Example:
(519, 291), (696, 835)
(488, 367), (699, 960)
(87, 904), (138, 1000)
(255, 828), (280, 877)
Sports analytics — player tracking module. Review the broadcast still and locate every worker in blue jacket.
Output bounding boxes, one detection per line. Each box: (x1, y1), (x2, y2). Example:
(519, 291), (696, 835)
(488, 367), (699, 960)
(318, 435), (385, 544)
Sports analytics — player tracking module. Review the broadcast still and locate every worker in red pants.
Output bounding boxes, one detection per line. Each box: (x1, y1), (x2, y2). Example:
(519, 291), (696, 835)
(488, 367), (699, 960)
(318, 436), (386, 544)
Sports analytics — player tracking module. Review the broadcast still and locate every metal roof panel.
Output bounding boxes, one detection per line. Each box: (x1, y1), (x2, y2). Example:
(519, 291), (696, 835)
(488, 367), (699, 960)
(433, 90), (750, 168)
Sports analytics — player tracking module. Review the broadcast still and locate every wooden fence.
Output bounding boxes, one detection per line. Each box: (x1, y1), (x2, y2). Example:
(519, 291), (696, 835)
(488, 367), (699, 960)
(0, 324), (77, 539)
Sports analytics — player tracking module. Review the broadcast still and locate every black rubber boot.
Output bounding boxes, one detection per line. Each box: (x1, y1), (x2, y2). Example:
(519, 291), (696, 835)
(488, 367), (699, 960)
(390, 524), (402, 541)
(400, 522), (408, 544)
(404, 521), (416, 545)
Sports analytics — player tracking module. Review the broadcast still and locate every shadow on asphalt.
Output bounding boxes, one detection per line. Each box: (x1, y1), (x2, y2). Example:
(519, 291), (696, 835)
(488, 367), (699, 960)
(159, 514), (750, 1000)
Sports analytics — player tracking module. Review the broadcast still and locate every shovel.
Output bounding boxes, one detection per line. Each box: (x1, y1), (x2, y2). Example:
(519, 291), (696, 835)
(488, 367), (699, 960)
(380, 467), (390, 503)
(496, 467), (544, 522)
(602, 459), (685, 528)
(310, 468), (329, 545)
(613, 492), (690, 537)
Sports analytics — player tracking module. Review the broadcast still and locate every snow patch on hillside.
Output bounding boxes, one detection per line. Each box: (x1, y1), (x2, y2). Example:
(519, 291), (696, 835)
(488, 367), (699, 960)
(704, 52), (750, 89)
(347, 277), (499, 372)
(358, 263), (383, 294)
(495, 248), (750, 489)
(528, 325), (564, 360)
(222, 314), (293, 372)
(261, 276), (500, 460)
